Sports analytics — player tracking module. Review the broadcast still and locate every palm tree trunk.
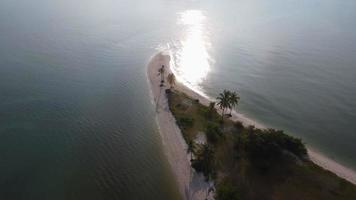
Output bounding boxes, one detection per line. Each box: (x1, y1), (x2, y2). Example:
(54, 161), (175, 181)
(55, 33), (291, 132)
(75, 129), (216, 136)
(221, 108), (225, 121)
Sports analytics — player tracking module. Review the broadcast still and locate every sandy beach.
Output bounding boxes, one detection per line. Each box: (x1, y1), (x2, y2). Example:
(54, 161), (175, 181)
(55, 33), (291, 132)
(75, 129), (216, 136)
(147, 52), (356, 199)
(147, 53), (214, 200)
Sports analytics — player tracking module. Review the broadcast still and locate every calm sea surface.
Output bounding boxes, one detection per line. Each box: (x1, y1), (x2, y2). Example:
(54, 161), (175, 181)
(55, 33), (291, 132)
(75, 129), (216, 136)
(0, 0), (355, 199)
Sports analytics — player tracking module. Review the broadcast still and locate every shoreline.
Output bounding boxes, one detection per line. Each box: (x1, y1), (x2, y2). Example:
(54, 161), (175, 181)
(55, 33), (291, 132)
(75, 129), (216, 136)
(147, 53), (214, 200)
(147, 52), (356, 198)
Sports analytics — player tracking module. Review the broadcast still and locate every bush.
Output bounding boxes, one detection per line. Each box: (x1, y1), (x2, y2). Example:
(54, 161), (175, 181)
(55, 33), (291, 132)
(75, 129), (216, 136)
(264, 129), (307, 157)
(176, 116), (194, 130)
(244, 128), (307, 171)
(199, 106), (210, 118)
(206, 122), (223, 144)
(215, 181), (240, 200)
(191, 144), (214, 180)
(234, 121), (244, 130)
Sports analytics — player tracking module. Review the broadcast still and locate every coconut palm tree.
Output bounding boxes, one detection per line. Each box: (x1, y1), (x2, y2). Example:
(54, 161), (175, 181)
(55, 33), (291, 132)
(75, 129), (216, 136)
(216, 90), (231, 120)
(158, 65), (165, 86)
(228, 91), (240, 115)
(209, 102), (215, 112)
(167, 73), (176, 89)
(201, 144), (214, 180)
(207, 102), (216, 118)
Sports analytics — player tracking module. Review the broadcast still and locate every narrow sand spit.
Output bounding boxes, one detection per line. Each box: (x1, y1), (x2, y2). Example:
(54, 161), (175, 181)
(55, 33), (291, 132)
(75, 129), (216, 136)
(147, 52), (356, 199)
(147, 53), (214, 200)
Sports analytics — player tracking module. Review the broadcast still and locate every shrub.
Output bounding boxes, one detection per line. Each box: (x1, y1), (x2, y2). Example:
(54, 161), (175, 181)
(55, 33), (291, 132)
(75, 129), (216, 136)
(264, 129), (307, 157)
(215, 181), (240, 200)
(176, 116), (194, 130)
(244, 128), (307, 171)
(191, 144), (214, 180)
(234, 121), (244, 130)
(206, 122), (223, 144)
(199, 106), (210, 118)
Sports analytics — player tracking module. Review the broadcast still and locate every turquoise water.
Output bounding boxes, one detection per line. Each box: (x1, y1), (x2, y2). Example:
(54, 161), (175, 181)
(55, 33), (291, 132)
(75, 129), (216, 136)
(0, 0), (356, 199)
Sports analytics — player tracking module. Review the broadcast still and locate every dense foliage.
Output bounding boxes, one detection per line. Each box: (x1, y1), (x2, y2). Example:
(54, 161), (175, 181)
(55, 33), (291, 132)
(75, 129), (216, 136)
(206, 122), (223, 144)
(191, 144), (215, 180)
(233, 126), (306, 172)
(215, 181), (240, 200)
(167, 89), (356, 200)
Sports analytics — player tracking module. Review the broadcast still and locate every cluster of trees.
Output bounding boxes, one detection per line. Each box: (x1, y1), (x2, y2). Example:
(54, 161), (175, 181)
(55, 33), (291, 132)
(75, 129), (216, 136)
(216, 90), (240, 120)
(157, 65), (176, 88)
(239, 127), (307, 172)
(206, 122), (223, 144)
(167, 85), (311, 199)
(191, 144), (215, 180)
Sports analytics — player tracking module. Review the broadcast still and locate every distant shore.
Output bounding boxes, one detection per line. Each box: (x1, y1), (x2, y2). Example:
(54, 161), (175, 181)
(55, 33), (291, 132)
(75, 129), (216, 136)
(147, 52), (356, 199)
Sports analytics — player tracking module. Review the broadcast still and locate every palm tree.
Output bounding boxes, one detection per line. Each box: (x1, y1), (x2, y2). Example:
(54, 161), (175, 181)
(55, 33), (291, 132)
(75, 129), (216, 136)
(228, 91), (240, 115)
(158, 65), (165, 86)
(209, 102), (215, 112)
(167, 73), (176, 89)
(208, 102), (215, 118)
(201, 144), (214, 180)
(187, 140), (195, 161)
(191, 144), (214, 180)
(216, 90), (231, 120)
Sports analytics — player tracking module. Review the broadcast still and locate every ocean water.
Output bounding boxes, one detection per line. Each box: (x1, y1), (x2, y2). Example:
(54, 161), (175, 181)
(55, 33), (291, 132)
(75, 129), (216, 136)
(0, 0), (356, 199)
(0, 0), (182, 199)
(168, 0), (356, 171)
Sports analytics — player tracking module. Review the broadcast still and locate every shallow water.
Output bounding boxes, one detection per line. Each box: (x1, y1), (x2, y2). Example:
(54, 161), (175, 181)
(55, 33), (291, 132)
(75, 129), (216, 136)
(0, 0), (356, 199)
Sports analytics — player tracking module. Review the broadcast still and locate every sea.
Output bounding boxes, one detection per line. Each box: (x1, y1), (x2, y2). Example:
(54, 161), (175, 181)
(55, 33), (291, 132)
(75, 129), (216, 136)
(0, 0), (355, 199)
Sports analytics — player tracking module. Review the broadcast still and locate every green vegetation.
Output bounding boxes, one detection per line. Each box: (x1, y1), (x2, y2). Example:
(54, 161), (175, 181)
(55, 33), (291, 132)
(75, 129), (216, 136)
(206, 122), (223, 144)
(216, 90), (231, 120)
(191, 144), (215, 180)
(167, 73), (176, 88)
(176, 115), (194, 130)
(166, 89), (356, 200)
(215, 181), (240, 200)
(216, 89), (240, 119)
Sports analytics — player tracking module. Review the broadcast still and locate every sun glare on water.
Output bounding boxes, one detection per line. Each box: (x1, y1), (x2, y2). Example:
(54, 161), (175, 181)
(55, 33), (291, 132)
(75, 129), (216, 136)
(171, 10), (212, 92)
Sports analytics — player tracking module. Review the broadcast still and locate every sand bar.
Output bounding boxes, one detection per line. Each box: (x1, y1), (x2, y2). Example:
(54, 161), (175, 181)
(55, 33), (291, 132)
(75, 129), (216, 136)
(147, 53), (214, 200)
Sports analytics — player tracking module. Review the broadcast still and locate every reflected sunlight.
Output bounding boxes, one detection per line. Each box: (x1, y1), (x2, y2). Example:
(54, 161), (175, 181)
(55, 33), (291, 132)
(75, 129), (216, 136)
(172, 10), (212, 90)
